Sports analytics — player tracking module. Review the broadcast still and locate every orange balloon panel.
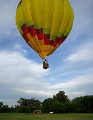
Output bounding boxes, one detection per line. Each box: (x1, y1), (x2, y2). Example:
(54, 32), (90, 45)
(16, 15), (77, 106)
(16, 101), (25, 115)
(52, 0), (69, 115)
(16, 0), (74, 59)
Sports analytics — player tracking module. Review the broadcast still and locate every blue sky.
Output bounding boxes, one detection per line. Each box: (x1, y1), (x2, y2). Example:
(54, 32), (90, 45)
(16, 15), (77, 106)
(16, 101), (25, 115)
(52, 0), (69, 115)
(0, 0), (93, 106)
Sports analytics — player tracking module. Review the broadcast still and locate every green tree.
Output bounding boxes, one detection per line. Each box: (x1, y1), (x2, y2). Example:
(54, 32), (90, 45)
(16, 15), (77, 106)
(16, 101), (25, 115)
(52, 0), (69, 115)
(52, 100), (64, 113)
(42, 98), (55, 113)
(0, 102), (3, 113)
(71, 95), (93, 113)
(53, 91), (70, 103)
(42, 98), (65, 113)
(80, 95), (93, 113)
(17, 98), (41, 113)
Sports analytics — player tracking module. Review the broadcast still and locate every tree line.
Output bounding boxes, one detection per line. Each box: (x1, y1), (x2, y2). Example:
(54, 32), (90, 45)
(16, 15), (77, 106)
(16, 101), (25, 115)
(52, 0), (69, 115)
(0, 91), (93, 113)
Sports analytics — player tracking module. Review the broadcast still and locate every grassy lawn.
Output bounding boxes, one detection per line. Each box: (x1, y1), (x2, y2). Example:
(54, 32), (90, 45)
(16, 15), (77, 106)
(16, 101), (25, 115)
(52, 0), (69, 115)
(0, 113), (93, 120)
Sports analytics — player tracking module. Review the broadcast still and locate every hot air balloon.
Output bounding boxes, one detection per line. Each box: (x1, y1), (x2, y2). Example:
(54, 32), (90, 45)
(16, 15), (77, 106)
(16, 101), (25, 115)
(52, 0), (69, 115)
(16, 0), (74, 69)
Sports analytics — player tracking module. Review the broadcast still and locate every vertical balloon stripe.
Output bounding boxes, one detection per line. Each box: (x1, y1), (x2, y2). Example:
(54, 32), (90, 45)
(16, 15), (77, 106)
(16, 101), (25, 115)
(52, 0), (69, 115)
(29, 0), (45, 50)
(50, 0), (64, 40)
(42, 0), (54, 30)
(41, 0), (55, 56)
(21, 24), (39, 52)
(48, 0), (73, 56)
(28, 40), (39, 53)
(22, 33), (38, 53)
(53, 37), (60, 47)
(44, 34), (50, 45)
(28, 25), (36, 36)
(64, 7), (74, 36)
(21, 24), (29, 35)
(63, 0), (73, 37)
(27, 25), (42, 51)
(21, 25), (39, 52)
(43, 0), (52, 49)
(58, 0), (71, 35)
(21, 0), (42, 52)
(47, 0), (65, 54)
(16, 5), (24, 35)
(21, 0), (33, 25)
(16, 4), (38, 53)
(36, 28), (44, 40)
(29, 0), (43, 27)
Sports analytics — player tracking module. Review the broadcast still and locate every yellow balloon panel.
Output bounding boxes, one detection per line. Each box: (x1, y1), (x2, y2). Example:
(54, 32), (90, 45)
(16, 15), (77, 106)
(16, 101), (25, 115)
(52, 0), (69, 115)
(50, 0), (64, 38)
(29, 0), (43, 28)
(21, 0), (33, 26)
(42, 0), (54, 31)
(58, 0), (71, 35)
(16, 0), (74, 59)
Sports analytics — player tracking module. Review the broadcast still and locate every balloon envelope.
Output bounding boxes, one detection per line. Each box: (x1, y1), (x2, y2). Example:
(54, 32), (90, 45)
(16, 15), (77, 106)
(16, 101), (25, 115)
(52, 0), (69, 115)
(16, 0), (74, 59)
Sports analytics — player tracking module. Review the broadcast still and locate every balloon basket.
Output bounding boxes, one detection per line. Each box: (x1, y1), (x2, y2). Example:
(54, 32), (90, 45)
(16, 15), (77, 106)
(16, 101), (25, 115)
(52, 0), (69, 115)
(43, 59), (49, 69)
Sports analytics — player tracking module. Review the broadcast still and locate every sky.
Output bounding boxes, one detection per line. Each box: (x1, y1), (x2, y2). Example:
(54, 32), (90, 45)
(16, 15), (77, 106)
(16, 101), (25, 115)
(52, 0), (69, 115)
(0, 0), (93, 106)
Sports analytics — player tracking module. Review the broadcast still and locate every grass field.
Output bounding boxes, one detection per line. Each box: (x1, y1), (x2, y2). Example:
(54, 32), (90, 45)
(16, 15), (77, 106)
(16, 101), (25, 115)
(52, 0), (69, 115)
(0, 113), (93, 120)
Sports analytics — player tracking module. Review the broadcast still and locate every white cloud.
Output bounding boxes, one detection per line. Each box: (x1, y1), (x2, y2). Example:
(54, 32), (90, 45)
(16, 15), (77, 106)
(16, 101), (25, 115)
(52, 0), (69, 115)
(0, 50), (93, 105)
(65, 42), (93, 63)
(14, 88), (53, 98)
(47, 74), (93, 99)
(14, 43), (27, 54)
(0, 50), (51, 105)
(48, 75), (93, 90)
(0, 51), (49, 83)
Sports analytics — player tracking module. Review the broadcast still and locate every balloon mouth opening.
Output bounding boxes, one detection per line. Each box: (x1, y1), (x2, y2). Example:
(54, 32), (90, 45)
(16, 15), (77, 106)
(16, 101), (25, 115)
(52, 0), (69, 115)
(39, 53), (46, 59)
(39, 51), (49, 59)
